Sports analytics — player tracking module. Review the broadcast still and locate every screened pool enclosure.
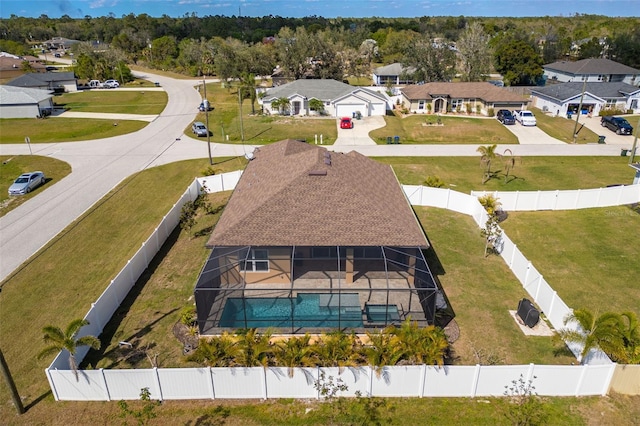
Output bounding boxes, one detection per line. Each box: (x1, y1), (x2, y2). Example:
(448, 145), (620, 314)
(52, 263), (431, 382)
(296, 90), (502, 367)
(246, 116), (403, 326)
(194, 245), (441, 335)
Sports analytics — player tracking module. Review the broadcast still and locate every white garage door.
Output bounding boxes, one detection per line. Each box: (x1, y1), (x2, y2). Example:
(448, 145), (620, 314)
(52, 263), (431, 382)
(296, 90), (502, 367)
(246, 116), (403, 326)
(335, 103), (364, 117)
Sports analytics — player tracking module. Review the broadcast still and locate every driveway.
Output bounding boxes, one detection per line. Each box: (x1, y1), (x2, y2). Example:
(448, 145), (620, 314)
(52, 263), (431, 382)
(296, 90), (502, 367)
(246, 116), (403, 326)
(333, 116), (385, 146)
(575, 115), (638, 147)
(503, 122), (565, 145)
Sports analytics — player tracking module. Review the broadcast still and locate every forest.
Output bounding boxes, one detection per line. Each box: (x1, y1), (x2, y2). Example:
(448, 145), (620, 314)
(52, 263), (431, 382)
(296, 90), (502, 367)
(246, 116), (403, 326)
(1, 14), (639, 86)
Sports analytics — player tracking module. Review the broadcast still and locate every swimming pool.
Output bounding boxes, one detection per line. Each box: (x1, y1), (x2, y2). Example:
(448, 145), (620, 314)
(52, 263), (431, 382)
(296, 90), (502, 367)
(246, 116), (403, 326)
(219, 293), (364, 328)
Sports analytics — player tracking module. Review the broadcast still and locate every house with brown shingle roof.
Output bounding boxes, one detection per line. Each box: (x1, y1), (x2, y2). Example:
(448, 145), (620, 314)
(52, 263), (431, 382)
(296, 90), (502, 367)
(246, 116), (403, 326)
(400, 82), (528, 115)
(194, 139), (440, 335)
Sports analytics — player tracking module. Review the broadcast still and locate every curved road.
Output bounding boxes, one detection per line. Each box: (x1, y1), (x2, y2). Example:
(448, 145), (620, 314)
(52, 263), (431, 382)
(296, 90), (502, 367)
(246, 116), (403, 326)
(0, 73), (633, 282)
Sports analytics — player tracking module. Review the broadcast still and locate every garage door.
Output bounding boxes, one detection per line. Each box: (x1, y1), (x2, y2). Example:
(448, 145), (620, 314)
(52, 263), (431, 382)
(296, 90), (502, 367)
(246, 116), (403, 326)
(336, 104), (364, 117)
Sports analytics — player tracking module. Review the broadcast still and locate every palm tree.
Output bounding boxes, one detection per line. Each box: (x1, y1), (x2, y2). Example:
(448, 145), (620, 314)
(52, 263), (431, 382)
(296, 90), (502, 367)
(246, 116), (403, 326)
(619, 311), (640, 364)
(502, 148), (517, 183)
(37, 319), (101, 381)
(391, 319), (449, 366)
(476, 144), (498, 184)
(239, 72), (258, 115)
(363, 328), (404, 377)
(559, 309), (625, 362)
(234, 328), (274, 367)
(188, 333), (239, 367)
(478, 194), (502, 216)
(270, 97), (290, 115)
(314, 329), (363, 370)
(273, 334), (318, 377)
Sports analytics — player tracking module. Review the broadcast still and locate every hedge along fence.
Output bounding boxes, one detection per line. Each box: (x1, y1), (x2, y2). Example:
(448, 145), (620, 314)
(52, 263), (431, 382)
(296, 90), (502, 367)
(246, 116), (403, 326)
(47, 174), (624, 401)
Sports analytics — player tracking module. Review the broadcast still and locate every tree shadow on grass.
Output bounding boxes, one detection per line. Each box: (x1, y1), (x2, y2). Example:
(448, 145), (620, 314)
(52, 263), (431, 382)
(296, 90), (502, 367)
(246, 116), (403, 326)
(82, 225), (182, 369)
(24, 389), (52, 412)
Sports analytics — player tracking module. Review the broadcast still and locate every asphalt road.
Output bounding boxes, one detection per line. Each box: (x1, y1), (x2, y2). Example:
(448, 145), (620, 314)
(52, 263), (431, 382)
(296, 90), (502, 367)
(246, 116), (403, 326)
(0, 73), (635, 282)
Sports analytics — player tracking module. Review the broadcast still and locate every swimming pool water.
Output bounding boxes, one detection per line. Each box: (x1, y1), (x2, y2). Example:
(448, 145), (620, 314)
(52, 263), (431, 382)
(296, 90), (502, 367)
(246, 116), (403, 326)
(219, 293), (364, 328)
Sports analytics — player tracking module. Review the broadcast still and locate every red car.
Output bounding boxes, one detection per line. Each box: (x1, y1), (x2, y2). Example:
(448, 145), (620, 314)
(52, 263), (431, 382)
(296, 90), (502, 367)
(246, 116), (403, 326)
(340, 117), (354, 129)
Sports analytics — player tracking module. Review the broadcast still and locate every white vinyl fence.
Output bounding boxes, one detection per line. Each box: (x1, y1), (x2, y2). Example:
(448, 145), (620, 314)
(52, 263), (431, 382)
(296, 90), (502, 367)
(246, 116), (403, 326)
(470, 185), (640, 211)
(47, 364), (614, 401)
(46, 175), (626, 401)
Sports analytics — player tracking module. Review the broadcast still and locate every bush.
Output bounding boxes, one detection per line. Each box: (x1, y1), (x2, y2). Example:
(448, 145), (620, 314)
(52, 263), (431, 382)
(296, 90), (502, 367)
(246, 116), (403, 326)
(487, 107), (495, 117)
(599, 108), (626, 117)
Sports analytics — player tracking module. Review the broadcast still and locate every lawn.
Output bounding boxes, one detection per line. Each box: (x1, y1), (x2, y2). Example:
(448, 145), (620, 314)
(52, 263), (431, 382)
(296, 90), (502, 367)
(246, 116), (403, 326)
(190, 82), (338, 144)
(0, 118), (147, 143)
(500, 207), (640, 314)
(0, 155), (638, 423)
(369, 114), (519, 145)
(0, 155), (72, 217)
(54, 90), (167, 115)
(378, 156), (635, 194)
(532, 108), (600, 144)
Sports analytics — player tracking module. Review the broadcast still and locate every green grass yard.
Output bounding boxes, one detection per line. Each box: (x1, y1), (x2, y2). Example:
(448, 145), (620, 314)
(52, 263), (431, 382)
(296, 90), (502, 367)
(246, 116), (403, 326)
(0, 155), (638, 424)
(54, 90), (167, 115)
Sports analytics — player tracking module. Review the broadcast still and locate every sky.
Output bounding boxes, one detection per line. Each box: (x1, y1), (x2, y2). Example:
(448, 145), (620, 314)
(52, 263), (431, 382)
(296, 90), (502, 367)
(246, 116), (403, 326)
(1, 0), (639, 19)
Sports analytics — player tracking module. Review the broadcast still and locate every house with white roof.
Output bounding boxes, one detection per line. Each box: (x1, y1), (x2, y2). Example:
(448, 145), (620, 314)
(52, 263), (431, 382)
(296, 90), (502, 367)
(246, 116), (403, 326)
(543, 58), (640, 86)
(259, 79), (389, 117)
(0, 85), (54, 118)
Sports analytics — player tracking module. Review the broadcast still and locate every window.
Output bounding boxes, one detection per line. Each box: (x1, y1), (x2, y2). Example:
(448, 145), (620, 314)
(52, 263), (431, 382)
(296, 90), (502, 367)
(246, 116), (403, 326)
(418, 100), (425, 110)
(240, 249), (269, 272)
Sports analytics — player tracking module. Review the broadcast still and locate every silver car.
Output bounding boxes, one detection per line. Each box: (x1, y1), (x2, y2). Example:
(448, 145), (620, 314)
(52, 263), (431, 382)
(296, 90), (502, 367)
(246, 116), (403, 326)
(8, 171), (46, 195)
(191, 121), (209, 137)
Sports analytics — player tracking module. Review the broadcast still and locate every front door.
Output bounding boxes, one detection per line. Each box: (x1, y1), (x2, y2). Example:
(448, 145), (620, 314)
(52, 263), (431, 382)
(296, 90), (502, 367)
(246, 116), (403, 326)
(292, 101), (301, 115)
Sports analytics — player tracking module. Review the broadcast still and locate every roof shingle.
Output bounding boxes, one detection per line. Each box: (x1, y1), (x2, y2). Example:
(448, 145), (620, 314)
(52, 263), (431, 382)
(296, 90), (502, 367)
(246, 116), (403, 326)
(207, 140), (428, 248)
(401, 82), (526, 103)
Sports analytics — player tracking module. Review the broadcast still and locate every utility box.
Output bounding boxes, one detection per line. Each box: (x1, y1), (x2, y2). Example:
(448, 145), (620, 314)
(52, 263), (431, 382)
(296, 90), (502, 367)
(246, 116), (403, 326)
(516, 298), (540, 328)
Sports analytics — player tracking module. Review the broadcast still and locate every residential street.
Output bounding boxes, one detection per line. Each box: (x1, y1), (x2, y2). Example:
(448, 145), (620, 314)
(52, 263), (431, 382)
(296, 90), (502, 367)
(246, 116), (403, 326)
(0, 72), (635, 282)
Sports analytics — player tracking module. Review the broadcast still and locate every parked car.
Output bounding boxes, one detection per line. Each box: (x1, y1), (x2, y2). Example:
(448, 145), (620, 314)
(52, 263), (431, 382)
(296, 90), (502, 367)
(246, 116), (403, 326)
(191, 122), (209, 137)
(8, 171), (46, 195)
(513, 110), (537, 126)
(103, 79), (120, 89)
(199, 100), (213, 111)
(601, 116), (634, 135)
(496, 109), (516, 125)
(88, 80), (103, 89)
(340, 117), (354, 129)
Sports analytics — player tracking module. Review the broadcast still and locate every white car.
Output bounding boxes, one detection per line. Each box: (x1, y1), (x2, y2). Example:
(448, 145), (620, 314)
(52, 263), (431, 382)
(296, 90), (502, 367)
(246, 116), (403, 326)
(514, 110), (537, 126)
(103, 79), (120, 89)
(8, 171), (46, 195)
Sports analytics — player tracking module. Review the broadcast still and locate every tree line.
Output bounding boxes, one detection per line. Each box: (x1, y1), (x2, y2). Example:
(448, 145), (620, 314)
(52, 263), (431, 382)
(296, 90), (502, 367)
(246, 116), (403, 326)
(1, 14), (638, 85)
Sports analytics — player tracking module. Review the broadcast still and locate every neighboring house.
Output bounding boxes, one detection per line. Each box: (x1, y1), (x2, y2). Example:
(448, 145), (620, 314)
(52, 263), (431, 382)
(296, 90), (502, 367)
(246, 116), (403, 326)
(543, 58), (640, 86)
(0, 85), (54, 118)
(400, 82), (528, 115)
(531, 82), (640, 117)
(42, 36), (80, 51)
(0, 53), (46, 79)
(373, 63), (416, 86)
(259, 79), (388, 117)
(6, 71), (78, 93)
(193, 139), (441, 335)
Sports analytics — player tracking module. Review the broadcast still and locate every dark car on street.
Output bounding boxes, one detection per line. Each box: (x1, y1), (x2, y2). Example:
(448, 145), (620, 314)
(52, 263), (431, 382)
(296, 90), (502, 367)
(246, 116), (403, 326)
(496, 109), (516, 125)
(601, 116), (634, 135)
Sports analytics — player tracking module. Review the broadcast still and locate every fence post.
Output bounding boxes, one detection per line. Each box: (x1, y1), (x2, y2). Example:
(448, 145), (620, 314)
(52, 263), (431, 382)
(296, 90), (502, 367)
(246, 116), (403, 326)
(602, 364), (616, 396)
(316, 366), (320, 400)
(208, 367), (216, 400)
(553, 190), (559, 210)
(470, 364), (481, 397)
(142, 242), (148, 268)
(526, 363), (535, 383)
(523, 262), (531, 288)
(548, 291), (557, 321)
(369, 366), (374, 397)
(262, 367), (268, 400)
(45, 368), (60, 401)
(418, 364), (426, 398)
(575, 365), (588, 396)
(514, 191), (520, 211)
(101, 368), (111, 401)
(534, 275), (543, 301)
(574, 189), (580, 209)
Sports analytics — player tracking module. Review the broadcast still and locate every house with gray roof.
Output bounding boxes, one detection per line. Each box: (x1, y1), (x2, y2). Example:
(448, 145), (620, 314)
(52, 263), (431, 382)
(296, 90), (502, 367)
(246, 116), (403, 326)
(6, 71), (77, 93)
(259, 79), (389, 117)
(193, 139), (440, 335)
(543, 58), (640, 86)
(0, 85), (54, 118)
(531, 82), (640, 117)
(373, 63), (417, 86)
(400, 82), (528, 115)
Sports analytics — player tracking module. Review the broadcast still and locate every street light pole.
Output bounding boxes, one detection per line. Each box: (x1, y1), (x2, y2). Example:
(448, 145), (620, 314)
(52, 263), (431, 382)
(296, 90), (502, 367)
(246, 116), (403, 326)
(572, 79), (587, 144)
(629, 117), (640, 164)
